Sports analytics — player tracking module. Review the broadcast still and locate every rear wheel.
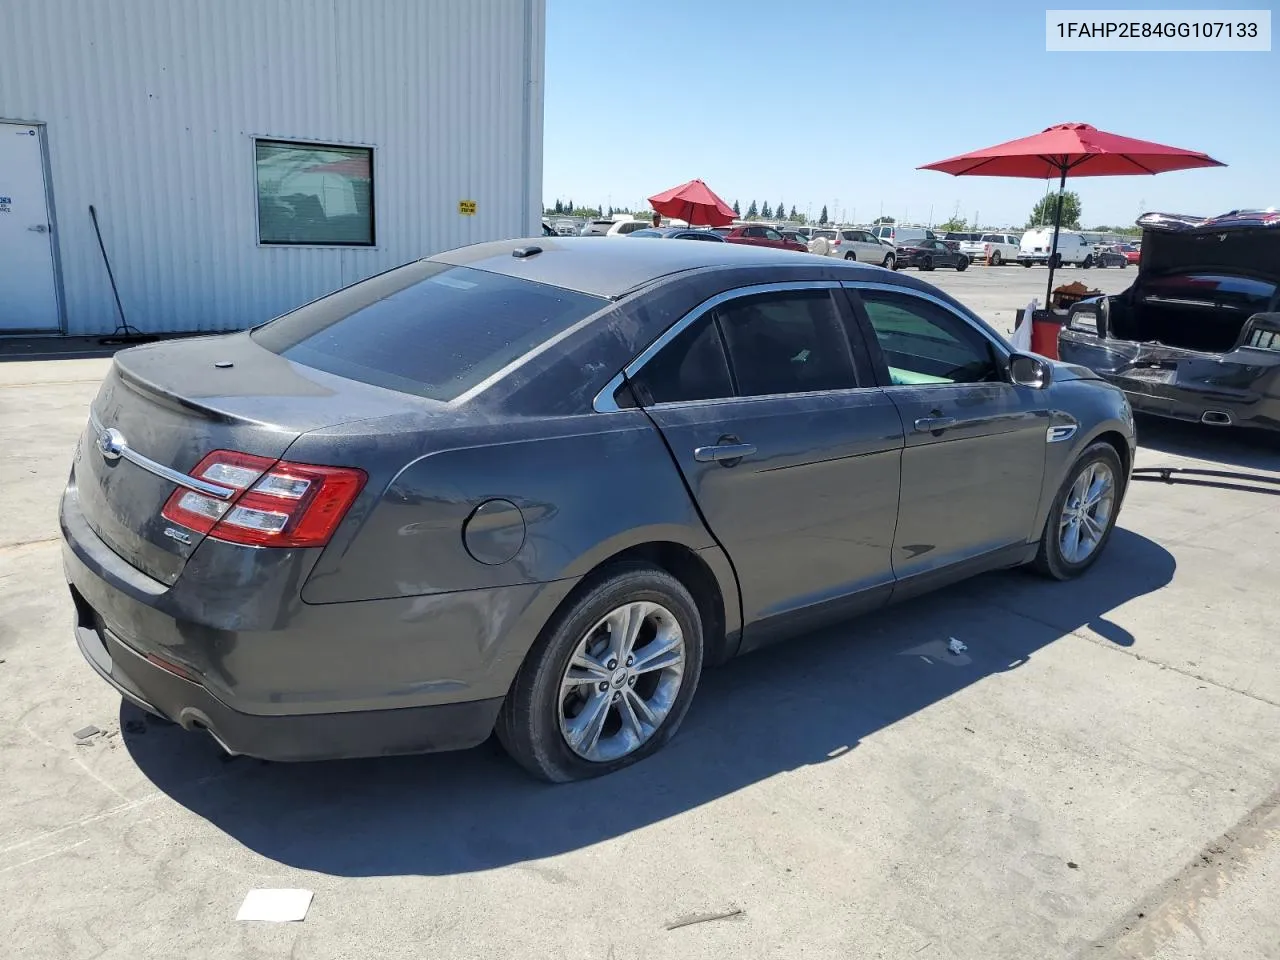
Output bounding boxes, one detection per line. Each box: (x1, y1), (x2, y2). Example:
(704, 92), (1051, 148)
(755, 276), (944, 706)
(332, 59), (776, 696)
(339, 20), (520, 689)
(1032, 442), (1123, 580)
(955, 256), (969, 272)
(1049, 253), (1062, 269)
(844, 252), (857, 260)
(883, 253), (896, 270)
(497, 564), (703, 782)
(1081, 255), (1094, 269)
(922, 256), (934, 271)
(1022, 260), (1031, 268)
(990, 250), (1002, 266)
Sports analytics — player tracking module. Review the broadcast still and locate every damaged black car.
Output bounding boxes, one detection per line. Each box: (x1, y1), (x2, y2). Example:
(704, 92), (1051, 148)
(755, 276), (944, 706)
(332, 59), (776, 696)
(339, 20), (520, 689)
(1058, 210), (1280, 432)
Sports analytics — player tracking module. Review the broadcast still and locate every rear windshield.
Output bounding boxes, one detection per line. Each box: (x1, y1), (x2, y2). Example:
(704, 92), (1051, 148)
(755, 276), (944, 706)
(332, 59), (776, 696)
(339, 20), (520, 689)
(252, 263), (607, 401)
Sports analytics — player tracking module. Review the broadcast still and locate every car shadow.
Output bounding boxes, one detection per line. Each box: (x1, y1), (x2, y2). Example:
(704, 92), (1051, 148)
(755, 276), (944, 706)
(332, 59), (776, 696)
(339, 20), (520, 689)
(122, 527), (1174, 878)
(1136, 414), (1280, 472)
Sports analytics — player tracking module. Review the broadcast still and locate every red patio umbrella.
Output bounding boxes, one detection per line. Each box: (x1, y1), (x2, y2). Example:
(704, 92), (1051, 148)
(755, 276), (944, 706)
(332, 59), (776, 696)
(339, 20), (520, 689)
(919, 122), (1224, 302)
(647, 179), (736, 228)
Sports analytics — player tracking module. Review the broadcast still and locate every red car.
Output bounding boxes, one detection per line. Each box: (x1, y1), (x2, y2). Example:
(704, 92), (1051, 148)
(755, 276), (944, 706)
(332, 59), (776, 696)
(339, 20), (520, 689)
(1119, 243), (1141, 265)
(716, 224), (808, 253)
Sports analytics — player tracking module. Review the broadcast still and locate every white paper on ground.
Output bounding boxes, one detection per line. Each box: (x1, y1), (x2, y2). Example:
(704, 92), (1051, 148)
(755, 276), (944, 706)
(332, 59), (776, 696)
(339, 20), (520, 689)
(236, 889), (313, 922)
(1010, 299), (1036, 353)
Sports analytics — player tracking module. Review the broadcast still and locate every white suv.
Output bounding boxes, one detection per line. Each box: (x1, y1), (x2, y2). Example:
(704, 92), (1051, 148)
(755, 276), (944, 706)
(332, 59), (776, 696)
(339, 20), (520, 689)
(808, 227), (897, 266)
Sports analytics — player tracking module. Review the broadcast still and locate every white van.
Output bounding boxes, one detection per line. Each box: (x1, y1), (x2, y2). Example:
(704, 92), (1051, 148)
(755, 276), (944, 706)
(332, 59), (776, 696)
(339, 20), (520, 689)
(871, 224), (935, 247)
(1018, 228), (1095, 267)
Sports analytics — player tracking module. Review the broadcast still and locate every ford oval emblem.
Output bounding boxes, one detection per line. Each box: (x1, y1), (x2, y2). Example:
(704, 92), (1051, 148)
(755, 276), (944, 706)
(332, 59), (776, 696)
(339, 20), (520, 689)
(96, 427), (126, 461)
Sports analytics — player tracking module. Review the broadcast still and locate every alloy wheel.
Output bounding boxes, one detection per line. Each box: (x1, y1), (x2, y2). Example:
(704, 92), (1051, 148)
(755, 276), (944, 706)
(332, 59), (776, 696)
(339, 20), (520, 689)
(557, 601), (686, 763)
(1059, 461), (1116, 563)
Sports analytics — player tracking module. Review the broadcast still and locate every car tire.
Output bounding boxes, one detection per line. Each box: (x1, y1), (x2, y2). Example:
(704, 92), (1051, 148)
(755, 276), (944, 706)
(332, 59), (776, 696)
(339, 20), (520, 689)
(922, 256), (934, 271)
(883, 254), (896, 270)
(844, 252), (857, 260)
(990, 250), (1002, 266)
(1022, 260), (1031, 268)
(1032, 442), (1124, 581)
(1049, 254), (1062, 269)
(955, 256), (969, 272)
(1082, 255), (1094, 269)
(496, 563), (704, 782)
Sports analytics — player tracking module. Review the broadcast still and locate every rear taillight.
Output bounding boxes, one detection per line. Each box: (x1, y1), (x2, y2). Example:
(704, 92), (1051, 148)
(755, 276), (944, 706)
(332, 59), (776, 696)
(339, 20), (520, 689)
(161, 450), (366, 548)
(832, 237), (842, 246)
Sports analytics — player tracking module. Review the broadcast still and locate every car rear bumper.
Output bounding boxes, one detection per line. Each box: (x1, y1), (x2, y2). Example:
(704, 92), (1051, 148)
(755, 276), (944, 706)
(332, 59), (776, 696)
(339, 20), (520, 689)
(60, 482), (576, 760)
(69, 601), (503, 760)
(1058, 333), (1280, 432)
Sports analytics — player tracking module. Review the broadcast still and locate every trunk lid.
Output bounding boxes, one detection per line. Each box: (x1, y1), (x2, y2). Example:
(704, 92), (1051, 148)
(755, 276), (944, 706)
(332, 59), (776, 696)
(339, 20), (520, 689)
(1138, 210), (1280, 282)
(76, 332), (421, 584)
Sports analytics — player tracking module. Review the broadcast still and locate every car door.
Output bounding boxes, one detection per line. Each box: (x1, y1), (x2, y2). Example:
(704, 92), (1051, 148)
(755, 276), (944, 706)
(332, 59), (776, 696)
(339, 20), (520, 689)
(761, 227), (790, 249)
(843, 282), (1049, 594)
(625, 282), (905, 648)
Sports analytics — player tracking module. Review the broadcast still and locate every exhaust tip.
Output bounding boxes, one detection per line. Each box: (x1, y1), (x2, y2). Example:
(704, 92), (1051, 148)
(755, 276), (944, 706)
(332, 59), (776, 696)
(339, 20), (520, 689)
(1201, 410), (1233, 426)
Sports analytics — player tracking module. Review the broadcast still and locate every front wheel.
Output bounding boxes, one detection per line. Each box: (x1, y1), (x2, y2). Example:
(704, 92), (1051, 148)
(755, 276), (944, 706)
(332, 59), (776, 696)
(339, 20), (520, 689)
(1032, 442), (1124, 580)
(883, 253), (896, 270)
(1081, 255), (1094, 269)
(921, 256), (934, 271)
(497, 564), (704, 782)
(955, 256), (969, 272)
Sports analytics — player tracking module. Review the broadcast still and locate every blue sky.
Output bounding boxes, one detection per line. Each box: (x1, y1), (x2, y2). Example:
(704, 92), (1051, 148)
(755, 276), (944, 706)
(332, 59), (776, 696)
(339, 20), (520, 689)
(543, 1), (1277, 227)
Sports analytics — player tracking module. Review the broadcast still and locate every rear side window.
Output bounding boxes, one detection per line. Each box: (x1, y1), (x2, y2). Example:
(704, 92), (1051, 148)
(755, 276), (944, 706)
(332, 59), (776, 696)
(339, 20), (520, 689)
(629, 315), (734, 405)
(252, 263), (606, 401)
(715, 291), (858, 397)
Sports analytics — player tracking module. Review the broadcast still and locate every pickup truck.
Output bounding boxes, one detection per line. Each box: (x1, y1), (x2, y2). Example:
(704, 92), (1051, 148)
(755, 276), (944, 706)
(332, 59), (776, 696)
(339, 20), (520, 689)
(959, 232), (1020, 266)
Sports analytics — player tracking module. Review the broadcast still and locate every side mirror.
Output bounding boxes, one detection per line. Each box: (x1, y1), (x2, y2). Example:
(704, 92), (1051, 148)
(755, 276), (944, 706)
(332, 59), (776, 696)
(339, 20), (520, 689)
(1009, 353), (1052, 389)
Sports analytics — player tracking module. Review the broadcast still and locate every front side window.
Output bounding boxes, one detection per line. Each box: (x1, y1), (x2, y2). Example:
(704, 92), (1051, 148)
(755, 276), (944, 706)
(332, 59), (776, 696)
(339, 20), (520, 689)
(763, 228), (784, 241)
(629, 314), (734, 405)
(255, 139), (374, 246)
(857, 289), (1000, 386)
(714, 290), (858, 397)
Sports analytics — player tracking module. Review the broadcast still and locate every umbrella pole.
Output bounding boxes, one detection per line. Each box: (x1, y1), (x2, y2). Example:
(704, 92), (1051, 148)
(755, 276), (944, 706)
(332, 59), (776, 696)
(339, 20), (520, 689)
(1045, 166), (1067, 306)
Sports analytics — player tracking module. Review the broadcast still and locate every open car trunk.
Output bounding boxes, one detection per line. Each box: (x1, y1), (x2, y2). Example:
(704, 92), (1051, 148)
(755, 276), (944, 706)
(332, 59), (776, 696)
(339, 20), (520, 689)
(1105, 293), (1256, 353)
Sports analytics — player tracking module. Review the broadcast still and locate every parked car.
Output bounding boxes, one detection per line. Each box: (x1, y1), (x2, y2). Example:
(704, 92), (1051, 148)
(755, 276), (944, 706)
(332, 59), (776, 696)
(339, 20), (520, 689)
(809, 227), (897, 267)
(943, 232), (982, 244)
(1018, 228), (1095, 267)
(959, 233), (1020, 265)
(554, 219), (580, 237)
(541, 220), (556, 236)
(580, 219), (615, 237)
(64, 239), (1134, 781)
(606, 219), (654, 237)
(1093, 244), (1130, 269)
(719, 224), (808, 252)
(895, 237), (970, 271)
(627, 228), (725, 242)
(1059, 209), (1280, 432)
(1118, 243), (1141, 265)
(871, 224), (936, 247)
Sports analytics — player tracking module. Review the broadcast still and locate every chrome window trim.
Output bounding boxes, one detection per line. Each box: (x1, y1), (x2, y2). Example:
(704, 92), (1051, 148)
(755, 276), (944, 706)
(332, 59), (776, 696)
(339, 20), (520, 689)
(592, 281), (845, 413)
(845, 280), (1014, 367)
(88, 410), (237, 499)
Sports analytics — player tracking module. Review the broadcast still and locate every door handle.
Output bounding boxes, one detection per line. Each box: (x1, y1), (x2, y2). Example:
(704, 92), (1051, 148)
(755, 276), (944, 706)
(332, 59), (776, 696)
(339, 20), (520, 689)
(914, 416), (957, 433)
(693, 442), (756, 463)
(28, 224), (49, 233)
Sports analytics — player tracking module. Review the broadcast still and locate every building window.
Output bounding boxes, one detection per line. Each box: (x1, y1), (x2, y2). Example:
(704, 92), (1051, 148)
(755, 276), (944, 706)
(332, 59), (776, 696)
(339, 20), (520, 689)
(255, 139), (374, 246)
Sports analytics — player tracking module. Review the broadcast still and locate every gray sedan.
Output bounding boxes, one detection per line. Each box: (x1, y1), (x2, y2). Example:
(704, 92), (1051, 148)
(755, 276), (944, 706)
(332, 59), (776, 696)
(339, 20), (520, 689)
(62, 239), (1135, 781)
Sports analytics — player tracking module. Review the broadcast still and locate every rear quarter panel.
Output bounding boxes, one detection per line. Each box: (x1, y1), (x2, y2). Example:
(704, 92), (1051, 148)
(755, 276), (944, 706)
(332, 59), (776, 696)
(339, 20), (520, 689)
(293, 412), (720, 604)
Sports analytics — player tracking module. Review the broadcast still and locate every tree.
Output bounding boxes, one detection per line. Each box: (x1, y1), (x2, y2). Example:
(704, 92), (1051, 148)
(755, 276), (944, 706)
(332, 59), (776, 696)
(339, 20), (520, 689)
(607, 205), (614, 217)
(732, 199), (741, 216)
(873, 215), (895, 225)
(938, 216), (968, 233)
(818, 205), (829, 225)
(760, 202), (772, 219)
(746, 200), (759, 219)
(776, 200), (785, 222)
(1028, 191), (1082, 229)
(789, 205), (798, 221)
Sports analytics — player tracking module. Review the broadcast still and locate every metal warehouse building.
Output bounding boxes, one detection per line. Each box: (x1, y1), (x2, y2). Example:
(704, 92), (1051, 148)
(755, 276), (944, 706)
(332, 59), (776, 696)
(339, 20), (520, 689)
(0, 0), (545, 337)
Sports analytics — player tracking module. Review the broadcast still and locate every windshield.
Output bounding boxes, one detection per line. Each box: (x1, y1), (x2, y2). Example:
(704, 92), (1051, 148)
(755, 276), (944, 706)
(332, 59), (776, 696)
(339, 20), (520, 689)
(252, 263), (607, 401)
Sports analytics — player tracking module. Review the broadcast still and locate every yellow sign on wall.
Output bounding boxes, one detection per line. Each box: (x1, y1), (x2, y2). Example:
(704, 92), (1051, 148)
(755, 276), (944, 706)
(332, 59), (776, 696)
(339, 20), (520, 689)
(458, 200), (477, 216)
